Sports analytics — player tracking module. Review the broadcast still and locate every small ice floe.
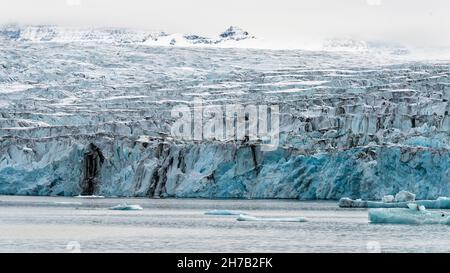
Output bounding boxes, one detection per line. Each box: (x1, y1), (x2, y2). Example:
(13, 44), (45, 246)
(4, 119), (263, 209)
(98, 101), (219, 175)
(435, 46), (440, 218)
(109, 203), (143, 211)
(236, 214), (308, 223)
(369, 206), (450, 225)
(54, 201), (83, 205)
(204, 210), (246, 216)
(407, 203), (426, 212)
(74, 195), (105, 199)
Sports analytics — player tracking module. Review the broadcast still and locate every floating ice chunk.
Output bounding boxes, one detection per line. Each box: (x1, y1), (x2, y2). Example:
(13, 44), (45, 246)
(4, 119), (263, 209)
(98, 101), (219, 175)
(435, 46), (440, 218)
(382, 195), (395, 203)
(394, 191), (416, 202)
(338, 197), (367, 208)
(109, 203), (143, 210)
(54, 201), (82, 205)
(407, 203), (426, 211)
(407, 203), (418, 210)
(369, 208), (450, 225)
(205, 210), (246, 216)
(74, 195), (105, 199)
(236, 214), (308, 222)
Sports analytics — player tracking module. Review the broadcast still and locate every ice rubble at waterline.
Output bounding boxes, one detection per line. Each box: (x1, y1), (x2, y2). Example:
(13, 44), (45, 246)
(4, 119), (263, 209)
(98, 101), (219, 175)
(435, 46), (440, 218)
(339, 194), (450, 209)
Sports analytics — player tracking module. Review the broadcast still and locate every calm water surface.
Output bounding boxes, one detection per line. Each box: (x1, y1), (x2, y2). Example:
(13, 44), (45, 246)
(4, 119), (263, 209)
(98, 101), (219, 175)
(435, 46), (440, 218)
(0, 195), (449, 252)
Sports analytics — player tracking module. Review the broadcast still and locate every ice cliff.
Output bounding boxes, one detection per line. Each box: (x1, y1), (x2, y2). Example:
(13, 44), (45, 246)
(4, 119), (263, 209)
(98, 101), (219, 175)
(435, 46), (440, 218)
(0, 26), (449, 199)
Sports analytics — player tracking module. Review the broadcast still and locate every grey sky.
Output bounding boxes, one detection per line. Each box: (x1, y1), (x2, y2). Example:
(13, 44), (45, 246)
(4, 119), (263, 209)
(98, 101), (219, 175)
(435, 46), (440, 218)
(1, 0), (450, 47)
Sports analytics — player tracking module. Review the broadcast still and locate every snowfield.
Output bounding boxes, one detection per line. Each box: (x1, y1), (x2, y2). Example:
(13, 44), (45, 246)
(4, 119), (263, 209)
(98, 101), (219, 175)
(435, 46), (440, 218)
(0, 25), (449, 199)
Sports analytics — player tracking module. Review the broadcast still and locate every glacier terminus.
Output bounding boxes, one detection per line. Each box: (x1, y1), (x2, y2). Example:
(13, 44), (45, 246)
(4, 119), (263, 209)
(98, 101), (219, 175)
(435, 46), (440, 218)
(0, 25), (449, 200)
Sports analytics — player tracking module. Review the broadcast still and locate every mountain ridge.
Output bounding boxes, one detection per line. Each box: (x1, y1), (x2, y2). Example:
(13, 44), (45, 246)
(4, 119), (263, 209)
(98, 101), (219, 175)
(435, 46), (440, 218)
(0, 24), (257, 47)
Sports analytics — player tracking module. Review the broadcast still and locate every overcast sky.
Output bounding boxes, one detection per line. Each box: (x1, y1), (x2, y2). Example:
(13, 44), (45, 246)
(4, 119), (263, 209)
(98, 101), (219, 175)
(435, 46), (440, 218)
(1, 0), (450, 47)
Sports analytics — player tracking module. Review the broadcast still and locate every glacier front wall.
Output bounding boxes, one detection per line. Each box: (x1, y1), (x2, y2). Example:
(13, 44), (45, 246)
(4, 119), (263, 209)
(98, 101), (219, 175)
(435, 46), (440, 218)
(1, 136), (448, 200)
(0, 34), (449, 200)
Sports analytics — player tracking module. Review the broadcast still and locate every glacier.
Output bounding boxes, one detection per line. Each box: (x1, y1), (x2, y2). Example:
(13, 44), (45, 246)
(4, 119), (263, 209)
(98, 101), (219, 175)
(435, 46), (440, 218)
(0, 25), (449, 200)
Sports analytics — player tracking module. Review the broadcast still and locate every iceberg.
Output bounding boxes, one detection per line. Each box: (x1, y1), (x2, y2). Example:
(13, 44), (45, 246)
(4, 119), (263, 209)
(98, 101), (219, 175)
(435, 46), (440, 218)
(394, 190), (416, 202)
(204, 210), (246, 216)
(236, 214), (308, 222)
(369, 207), (450, 225)
(109, 203), (143, 211)
(381, 195), (395, 203)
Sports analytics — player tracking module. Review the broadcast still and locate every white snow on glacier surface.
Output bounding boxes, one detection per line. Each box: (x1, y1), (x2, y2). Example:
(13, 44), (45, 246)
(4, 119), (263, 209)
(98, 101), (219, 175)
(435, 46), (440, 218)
(0, 83), (34, 94)
(0, 26), (449, 200)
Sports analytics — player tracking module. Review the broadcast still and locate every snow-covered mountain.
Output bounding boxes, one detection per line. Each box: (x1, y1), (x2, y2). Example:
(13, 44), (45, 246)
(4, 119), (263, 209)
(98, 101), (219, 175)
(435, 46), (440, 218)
(0, 25), (417, 54)
(323, 38), (410, 55)
(219, 26), (255, 41)
(0, 24), (257, 48)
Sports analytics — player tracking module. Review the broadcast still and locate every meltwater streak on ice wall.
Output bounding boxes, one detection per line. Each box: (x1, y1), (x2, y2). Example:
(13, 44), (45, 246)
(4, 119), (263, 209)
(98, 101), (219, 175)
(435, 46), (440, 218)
(0, 26), (449, 199)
